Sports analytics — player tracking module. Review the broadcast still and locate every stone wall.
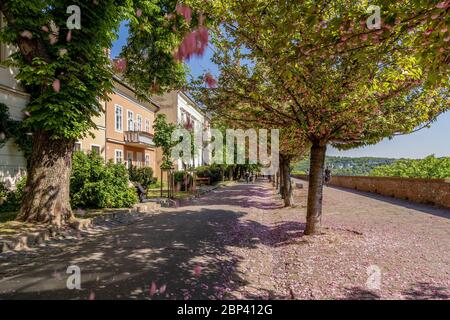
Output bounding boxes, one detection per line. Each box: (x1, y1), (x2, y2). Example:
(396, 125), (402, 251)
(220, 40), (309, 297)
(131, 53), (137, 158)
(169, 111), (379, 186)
(292, 175), (450, 209)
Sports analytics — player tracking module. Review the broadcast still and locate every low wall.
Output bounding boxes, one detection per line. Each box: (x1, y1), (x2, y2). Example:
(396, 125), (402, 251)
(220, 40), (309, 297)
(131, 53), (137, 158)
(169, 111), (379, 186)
(292, 174), (450, 209)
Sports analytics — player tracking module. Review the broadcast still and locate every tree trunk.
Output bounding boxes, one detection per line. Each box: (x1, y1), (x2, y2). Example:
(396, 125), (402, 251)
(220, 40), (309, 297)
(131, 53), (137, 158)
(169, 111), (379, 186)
(276, 169), (279, 190)
(305, 143), (327, 235)
(16, 131), (75, 227)
(281, 154), (294, 207)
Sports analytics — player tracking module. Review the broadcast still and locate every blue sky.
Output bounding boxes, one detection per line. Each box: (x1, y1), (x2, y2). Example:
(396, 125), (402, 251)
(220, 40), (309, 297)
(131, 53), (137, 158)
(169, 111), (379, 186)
(112, 23), (449, 159)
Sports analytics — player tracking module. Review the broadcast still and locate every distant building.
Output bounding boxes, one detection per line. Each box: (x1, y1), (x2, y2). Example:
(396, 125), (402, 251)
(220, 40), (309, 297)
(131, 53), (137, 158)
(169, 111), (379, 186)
(152, 91), (210, 177)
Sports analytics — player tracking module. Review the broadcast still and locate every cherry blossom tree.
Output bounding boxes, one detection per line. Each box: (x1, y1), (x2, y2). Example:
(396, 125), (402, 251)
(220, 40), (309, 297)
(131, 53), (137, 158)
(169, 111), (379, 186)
(191, 0), (450, 234)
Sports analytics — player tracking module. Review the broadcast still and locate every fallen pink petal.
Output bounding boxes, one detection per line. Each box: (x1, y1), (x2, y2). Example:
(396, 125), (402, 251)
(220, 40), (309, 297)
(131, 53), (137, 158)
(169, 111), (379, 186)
(52, 79), (61, 92)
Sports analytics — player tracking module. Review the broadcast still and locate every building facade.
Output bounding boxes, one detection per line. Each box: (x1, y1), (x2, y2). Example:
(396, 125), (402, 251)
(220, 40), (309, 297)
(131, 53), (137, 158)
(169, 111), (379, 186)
(152, 91), (210, 177)
(0, 25), (28, 187)
(102, 77), (159, 172)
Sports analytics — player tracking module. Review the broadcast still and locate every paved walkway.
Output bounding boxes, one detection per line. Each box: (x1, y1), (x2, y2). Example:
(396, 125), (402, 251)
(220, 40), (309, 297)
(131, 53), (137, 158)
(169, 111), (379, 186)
(0, 179), (449, 299)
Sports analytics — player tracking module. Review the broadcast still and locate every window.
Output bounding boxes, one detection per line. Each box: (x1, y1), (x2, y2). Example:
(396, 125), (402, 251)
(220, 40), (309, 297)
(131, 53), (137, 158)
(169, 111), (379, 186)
(115, 105), (123, 132)
(145, 154), (150, 167)
(115, 150), (123, 164)
(137, 114), (142, 131)
(145, 119), (150, 133)
(74, 142), (82, 152)
(127, 110), (134, 131)
(136, 152), (143, 168)
(127, 151), (133, 169)
(91, 145), (101, 155)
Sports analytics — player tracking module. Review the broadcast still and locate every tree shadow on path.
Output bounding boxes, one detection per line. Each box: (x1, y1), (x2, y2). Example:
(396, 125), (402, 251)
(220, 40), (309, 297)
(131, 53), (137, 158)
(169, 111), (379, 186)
(0, 182), (300, 300)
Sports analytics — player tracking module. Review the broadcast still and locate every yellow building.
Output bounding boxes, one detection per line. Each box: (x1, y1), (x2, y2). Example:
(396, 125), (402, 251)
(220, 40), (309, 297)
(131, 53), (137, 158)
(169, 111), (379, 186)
(77, 76), (159, 175)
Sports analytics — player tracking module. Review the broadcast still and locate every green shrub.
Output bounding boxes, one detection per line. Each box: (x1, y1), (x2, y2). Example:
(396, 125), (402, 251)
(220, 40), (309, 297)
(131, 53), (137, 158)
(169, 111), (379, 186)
(128, 166), (156, 187)
(147, 181), (162, 189)
(0, 176), (26, 213)
(0, 182), (7, 205)
(371, 155), (450, 179)
(174, 170), (186, 183)
(70, 152), (138, 209)
(195, 165), (222, 184)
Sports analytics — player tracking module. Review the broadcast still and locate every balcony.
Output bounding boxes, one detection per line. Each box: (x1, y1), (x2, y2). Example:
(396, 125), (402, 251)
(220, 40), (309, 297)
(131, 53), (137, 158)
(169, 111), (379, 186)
(124, 131), (155, 148)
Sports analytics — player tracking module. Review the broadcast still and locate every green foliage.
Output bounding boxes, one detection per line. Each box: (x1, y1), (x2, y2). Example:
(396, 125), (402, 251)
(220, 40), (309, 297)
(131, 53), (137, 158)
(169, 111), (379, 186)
(195, 165), (222, 183)
(0, 103), (33, 163)
(147, 181), (163, 190)
(193, 1), (449, 152)
(174, 170), (186, 183)
(294, 156), (398, 176)
(0, 0), (200, 141)
(128, 166), (156, 187)
(70, 151), (138, 209)
(153, 114), (177, 169)
(371, 155), (450, 179)
(0, 176), (26, 213)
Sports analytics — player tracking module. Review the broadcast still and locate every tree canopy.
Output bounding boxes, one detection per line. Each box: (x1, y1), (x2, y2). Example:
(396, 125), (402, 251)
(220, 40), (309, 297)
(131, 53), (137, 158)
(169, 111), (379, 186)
(189, 0), (449, 234)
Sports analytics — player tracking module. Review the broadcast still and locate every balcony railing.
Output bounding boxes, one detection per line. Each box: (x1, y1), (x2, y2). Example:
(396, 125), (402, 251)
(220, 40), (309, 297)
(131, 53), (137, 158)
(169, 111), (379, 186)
(124, 131), (155, 147)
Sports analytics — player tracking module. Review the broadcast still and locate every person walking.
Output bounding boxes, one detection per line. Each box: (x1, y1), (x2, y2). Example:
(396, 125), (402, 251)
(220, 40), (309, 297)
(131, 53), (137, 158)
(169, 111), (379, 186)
(244, 171), (250, 184)
(324, 166), (331, 186)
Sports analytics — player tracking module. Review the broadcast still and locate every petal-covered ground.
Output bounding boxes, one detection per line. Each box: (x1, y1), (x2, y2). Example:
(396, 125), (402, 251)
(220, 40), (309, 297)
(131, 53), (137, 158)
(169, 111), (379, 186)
(0, 178), (448, 299)
(218, 178), (450, 300)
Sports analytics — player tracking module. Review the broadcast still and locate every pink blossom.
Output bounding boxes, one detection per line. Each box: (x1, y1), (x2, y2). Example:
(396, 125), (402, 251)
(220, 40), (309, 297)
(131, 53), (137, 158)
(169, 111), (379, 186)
(204, 72), (217, 88)
(424, 29), (434, 36)
(176, 4), (192, 23)
(20, 31), (32, 39)
(149, 281), (157, 297)
(194, 265), (202, 277)
(174, 27), (208, 61)
(52, 79), (61, 93)
(360, 34), (368, 41)
(436, 1), (447, 9)
(136, 8), (142, 17)
(49, 33), (58, 45)
(159, 284), (167, 294)
(66, 30), (72, 42)
(88, 291), (95, 300)
(41, 26), (49, 33)
(114, 58), (127, 73)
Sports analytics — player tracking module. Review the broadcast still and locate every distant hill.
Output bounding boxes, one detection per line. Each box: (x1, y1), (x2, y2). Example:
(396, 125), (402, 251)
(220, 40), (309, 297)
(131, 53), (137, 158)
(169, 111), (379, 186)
(292, 156), (398, 176)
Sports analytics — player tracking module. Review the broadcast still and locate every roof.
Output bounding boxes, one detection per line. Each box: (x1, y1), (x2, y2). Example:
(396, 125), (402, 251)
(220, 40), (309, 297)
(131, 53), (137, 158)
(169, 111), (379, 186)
(112, 74), (161, 111)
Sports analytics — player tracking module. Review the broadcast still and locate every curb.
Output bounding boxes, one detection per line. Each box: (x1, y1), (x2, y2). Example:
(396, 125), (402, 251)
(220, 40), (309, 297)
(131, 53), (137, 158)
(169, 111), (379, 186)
(0, 203), (161, 254)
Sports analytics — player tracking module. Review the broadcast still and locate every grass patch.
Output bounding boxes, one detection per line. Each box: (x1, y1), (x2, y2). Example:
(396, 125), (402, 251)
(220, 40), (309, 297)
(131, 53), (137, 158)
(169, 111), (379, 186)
(0, 211), (17, 223)
(147, 189), (196, 199)
(74, 208), (131, 219)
